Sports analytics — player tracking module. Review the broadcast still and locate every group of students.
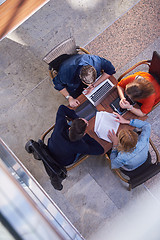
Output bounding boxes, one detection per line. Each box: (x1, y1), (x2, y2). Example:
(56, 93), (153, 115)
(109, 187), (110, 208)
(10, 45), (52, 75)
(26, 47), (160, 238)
(48, 53), (160, 174)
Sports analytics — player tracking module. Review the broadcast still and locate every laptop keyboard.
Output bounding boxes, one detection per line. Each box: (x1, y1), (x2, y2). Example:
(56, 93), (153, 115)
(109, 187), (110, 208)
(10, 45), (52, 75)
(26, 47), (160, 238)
(90, 81), (113, 102)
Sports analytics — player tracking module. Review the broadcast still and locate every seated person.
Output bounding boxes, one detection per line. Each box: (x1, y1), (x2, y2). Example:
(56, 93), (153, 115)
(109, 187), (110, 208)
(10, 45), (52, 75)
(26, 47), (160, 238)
(117, 71), (160, 116)
(48, 105), (104, 166)
(107, 112), (151, 173)
(52, 54), (116, 107)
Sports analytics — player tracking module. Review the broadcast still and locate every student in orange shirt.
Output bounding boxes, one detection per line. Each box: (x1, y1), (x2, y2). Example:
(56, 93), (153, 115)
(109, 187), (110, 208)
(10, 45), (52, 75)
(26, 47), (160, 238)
(117, 71), (160, 116)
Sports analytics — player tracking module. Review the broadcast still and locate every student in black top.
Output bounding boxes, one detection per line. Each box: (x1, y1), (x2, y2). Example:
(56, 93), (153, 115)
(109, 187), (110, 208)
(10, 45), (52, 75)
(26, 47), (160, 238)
(48, 105), (104, 166)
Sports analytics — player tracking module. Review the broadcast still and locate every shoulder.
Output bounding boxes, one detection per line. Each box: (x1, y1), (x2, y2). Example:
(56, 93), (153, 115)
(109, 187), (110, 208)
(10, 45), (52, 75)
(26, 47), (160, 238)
(117, 73), (137, 86)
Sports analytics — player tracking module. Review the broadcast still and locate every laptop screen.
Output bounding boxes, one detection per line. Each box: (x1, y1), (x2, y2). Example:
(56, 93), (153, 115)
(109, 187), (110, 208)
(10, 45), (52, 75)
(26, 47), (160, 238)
(83, 78), (114, 106)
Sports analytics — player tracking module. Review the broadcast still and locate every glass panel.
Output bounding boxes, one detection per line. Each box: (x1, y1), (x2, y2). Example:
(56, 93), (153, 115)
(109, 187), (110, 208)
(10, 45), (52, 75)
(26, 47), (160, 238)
(0, 139), (85, 240)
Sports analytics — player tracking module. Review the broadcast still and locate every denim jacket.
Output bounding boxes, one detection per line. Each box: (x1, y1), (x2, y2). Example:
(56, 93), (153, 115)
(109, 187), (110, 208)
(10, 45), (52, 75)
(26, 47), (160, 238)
(110, 119), (151, 171)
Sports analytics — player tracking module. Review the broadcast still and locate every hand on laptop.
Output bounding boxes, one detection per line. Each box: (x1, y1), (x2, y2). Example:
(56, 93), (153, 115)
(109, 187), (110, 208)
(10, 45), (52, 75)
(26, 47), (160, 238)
(83, 85), (95, 95)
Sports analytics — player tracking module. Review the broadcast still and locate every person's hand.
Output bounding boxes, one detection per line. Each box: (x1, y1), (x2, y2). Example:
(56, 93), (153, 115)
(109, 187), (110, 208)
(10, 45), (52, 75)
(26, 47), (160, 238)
(119, 99), (131, 109)
(68, 97), (80, 107)
(119, 98), (126, 105)
(113, 112), (130, 124)
(108, 129), (118, 146)
(83, 85), (94, 95)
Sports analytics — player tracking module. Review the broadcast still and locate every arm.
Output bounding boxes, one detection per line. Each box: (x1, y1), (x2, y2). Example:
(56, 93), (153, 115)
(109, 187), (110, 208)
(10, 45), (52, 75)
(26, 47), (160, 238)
(60, 88), (80, 107)
(119, 99), (146, 117)
(128, 106), (146, 117)
(110, 151), (126, 169)
(94, 57), (116, 87)
(130, 119), (151, 142)
(117, 85), (125, 100)
(56, 105), (79, 124)
(75, 134), (104, 155)
(53, 69), (80, 107)
(117, 75), (133, 105)
(101, 58), (116, 76)
(117, 84), (146, 117)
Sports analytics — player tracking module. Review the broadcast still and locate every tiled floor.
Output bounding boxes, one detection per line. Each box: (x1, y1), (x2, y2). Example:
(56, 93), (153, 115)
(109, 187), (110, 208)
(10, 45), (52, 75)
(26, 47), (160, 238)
(0, 0), (160, 239)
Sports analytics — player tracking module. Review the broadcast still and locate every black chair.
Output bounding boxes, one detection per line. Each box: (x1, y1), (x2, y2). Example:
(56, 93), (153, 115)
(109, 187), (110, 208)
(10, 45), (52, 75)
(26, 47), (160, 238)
(105, 138), (160, 190)
(43, 36), (90, 80)
(40, 123), (89, 171)
(118, 51), (160, 112)
(25, 123), (89, 190)
(25, 139), (67, 191)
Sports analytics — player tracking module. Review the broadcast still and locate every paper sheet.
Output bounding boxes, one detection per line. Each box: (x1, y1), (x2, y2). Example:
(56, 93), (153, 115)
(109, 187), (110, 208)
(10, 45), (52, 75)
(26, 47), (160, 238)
(94, 112), (120, 142)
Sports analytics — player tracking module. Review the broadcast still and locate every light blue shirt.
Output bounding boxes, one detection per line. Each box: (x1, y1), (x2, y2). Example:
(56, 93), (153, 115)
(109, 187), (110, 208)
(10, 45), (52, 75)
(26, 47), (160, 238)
(110, 119), (151, 171)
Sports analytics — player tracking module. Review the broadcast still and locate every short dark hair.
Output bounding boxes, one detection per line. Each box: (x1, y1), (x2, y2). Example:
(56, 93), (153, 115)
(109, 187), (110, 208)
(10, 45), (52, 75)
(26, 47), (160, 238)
(69, 119), (87, 142)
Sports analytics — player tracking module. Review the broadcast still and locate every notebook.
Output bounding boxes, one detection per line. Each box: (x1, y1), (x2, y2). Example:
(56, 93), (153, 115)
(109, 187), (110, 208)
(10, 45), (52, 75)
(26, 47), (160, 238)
(83, 78), (115, 106)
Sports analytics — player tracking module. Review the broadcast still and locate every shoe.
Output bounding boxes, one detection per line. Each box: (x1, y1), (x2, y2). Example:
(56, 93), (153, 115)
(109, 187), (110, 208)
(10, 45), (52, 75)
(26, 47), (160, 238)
(50, 176), (63, 191)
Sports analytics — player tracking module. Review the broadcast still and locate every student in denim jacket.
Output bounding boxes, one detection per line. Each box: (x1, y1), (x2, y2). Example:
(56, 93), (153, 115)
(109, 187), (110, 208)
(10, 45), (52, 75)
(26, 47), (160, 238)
(107, 113), (151, 172)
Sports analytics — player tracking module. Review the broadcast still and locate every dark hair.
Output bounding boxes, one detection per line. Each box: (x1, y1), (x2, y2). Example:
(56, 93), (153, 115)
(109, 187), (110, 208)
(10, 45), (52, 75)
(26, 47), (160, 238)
(125, 76), (155, 101)
(69, 119), (87, 142)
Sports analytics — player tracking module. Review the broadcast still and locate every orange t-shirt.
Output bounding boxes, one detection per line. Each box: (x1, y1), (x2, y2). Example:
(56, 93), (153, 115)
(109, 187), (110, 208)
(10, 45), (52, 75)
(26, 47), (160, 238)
(117, 71), (160, 114)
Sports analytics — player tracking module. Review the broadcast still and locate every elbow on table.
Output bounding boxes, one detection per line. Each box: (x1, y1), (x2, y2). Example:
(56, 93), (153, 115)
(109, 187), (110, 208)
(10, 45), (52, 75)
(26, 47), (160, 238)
(139, 111), (146, 117)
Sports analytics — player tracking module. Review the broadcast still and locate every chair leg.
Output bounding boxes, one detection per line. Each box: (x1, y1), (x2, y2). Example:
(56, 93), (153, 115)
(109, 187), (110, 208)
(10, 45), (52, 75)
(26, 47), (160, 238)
(128, 184), (132, 191)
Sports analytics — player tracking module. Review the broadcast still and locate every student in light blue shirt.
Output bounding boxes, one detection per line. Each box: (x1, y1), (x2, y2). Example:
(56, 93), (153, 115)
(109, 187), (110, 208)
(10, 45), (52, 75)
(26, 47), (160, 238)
(107, 113), (151, 172)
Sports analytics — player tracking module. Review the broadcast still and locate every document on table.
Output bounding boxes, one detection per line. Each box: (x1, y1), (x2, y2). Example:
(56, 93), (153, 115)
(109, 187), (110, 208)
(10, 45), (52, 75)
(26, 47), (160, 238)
(94, 111), (120, 142)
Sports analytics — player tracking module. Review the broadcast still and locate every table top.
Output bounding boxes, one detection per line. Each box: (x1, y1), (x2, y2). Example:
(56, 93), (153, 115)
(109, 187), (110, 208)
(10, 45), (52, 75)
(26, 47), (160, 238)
(74, 76), (147, 153)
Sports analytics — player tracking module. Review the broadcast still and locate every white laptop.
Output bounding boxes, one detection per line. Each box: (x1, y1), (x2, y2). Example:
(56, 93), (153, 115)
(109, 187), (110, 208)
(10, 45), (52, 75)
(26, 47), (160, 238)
(83, 78), (115, 106)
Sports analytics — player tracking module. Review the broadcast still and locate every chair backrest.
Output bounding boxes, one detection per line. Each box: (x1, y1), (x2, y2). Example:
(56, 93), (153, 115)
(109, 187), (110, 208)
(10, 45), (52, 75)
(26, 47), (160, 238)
(129, 163), (160, 189)
(43, 37), (78, 64)
(43, 36), (90, 79)
(120, 151), (152, 179)
(149, 51), (160, 84)
(118, 51), (160, 82)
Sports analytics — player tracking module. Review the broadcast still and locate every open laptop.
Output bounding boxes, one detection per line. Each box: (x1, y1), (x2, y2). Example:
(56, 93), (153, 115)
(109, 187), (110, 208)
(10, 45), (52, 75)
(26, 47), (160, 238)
(83, 78), (115, 106)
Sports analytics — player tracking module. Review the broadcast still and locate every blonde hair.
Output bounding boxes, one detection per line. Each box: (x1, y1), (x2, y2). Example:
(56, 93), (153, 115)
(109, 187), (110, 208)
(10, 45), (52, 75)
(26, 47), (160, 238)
(125, 76), (155, 101)
(117, 129), (138, 153)
(79, 65), (97, 84)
